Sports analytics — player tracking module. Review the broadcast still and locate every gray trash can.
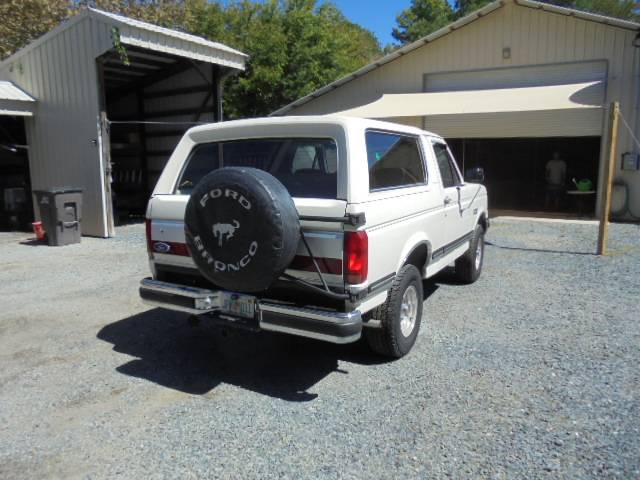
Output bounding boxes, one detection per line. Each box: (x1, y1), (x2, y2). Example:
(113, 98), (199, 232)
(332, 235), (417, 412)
(33, 188), (82, 246)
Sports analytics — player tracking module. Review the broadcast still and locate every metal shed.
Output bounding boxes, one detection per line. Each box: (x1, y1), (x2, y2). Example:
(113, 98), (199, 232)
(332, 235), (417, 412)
(0, 8), (247, 237)
(275, 0), (640, 219)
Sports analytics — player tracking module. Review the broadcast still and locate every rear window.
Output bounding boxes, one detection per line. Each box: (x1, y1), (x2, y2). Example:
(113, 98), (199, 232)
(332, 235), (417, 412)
(365, 131), (426, 191)
(176, 138), (338, 198)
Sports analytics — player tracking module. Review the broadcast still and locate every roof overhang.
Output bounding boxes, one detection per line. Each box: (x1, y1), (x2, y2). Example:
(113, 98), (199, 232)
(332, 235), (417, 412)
(336, 81), (604, 118)
(0, 81), (36, 117)
(88, 8), (247, 72)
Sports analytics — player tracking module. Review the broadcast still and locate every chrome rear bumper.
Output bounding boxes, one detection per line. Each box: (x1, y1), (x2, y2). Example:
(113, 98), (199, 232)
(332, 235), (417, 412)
(139, 278), (362, 344)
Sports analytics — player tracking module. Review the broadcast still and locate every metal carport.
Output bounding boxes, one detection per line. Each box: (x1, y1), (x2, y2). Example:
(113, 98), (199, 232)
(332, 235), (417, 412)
(0, 8), (246, 237)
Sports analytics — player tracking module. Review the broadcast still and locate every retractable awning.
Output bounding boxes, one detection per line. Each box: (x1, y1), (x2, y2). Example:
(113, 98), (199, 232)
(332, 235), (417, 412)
(337, 82), (603, 117)
(0, 81), (36, 116)
(337, 81), (605, 138)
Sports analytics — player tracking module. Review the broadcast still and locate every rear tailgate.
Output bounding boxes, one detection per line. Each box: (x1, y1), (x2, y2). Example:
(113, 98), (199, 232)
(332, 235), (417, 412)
(147, 195), (347, 287)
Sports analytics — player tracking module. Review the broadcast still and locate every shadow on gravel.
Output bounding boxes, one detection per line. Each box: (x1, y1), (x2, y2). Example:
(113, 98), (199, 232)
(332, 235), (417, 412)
(97, 308), (390, 402)
(19, 239), (47, 247)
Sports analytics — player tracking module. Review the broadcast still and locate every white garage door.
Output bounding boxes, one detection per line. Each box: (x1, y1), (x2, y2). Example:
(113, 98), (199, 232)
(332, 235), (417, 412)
(422, 61), (606, 138)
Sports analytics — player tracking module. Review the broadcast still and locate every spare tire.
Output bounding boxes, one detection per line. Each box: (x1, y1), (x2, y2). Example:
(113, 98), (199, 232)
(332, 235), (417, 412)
(184, 167), (300, 293)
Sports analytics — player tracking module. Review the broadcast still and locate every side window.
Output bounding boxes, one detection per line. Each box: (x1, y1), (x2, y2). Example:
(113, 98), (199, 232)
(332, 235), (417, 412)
(432, 142), (461, 188)
(366, 131), (426, 191)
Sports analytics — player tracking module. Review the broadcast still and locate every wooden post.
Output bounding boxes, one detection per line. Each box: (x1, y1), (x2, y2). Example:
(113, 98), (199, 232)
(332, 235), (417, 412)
(597, 102), (620, 255)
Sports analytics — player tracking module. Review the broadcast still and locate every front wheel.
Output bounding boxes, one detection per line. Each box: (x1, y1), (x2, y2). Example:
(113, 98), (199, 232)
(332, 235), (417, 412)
(455, 224), (485, 284)
(365, 264), (423, 358)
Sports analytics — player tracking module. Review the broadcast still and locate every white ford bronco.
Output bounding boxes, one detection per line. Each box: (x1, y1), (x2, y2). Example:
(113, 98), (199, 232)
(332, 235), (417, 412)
(140, 116), (488, 357)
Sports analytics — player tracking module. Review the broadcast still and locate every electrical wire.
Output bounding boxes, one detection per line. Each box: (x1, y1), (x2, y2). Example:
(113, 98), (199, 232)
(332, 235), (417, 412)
(107, 120), (209, 126)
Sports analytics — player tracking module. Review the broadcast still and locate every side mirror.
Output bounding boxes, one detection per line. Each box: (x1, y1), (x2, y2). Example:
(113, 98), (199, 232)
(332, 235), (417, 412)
(465, 167), (485, 183)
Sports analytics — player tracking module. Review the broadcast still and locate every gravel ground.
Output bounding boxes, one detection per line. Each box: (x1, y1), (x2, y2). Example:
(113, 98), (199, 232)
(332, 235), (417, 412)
(0, 218), (639, 479)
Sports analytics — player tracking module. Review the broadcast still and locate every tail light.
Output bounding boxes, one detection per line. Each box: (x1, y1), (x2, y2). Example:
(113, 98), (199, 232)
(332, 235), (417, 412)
(145, 218), (190, 257)
(344, 230), (368, 284)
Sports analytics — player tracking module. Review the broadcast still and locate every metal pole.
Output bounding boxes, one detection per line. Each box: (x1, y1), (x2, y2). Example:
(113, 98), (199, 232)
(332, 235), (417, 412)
(99, 111), (116, 237)
(597, 102), (620, 255)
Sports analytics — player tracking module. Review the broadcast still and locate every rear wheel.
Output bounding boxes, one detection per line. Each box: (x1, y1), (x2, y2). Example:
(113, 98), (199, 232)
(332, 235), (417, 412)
(365, 264), (423, 358)
(455, 224), (485, 284)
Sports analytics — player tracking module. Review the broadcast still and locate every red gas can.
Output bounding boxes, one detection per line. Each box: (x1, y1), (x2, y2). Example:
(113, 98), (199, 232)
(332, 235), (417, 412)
(32, 221), (46, 241)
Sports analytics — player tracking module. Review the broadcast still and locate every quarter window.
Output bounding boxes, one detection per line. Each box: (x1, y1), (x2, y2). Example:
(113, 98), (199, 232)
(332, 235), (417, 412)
(365, 131), (426, 191)
(433, 142), (461, 188)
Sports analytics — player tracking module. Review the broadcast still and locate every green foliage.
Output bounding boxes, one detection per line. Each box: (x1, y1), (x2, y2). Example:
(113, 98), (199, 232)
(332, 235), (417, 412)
(219, 0), (382, 118)
(110, 27), (130, 66)
(562, 0), (638, 20)
(392, 0), (639, 45)
(392, 0), (454, 44)
(0, 0), (71, 60)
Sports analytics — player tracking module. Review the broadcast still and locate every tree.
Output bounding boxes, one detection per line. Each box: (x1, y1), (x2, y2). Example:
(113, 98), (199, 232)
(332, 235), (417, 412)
(218, 0), (381, 118)
(392, 0), (639, 45)
(0, 0), (71, 60)
(565, 0), (638, 20)
(392, 0), (453, 44)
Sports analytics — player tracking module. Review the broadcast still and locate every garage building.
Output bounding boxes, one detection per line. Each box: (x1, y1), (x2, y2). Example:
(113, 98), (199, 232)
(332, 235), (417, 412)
(273, 0), (640, 219)
(0, 8), (246, 236)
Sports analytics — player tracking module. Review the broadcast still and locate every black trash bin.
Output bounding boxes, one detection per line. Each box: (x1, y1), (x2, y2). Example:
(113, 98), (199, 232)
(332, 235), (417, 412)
(33, 188), (82, 246)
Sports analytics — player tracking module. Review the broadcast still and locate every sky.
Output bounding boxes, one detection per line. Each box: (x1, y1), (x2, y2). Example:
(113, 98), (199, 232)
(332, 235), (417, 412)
(328, 0), (413, 46)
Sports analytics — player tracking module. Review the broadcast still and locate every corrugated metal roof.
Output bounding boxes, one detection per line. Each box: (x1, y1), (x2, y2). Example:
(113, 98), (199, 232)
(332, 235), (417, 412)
(0, 81), (36, 102)
(87, 8), (247, 70)
(271, 0), (639, 115)
(0, 81), (36, 116)
(88, 8), (247, 58)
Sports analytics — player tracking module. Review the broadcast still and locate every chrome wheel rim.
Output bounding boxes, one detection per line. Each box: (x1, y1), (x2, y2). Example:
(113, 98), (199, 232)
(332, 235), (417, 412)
(475, 236), (483, 270)
(400, 285), (419, 337)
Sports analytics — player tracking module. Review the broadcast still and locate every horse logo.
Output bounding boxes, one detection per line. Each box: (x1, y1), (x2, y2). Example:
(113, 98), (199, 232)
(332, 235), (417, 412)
(212, 220), (240, 247)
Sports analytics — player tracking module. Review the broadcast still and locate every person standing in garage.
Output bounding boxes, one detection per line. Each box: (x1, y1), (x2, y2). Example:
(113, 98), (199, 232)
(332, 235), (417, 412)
(545, 152), (567, 211)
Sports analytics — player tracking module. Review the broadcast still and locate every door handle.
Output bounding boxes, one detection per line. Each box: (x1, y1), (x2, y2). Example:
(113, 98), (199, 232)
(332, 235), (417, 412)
(444, 196), (453, 205)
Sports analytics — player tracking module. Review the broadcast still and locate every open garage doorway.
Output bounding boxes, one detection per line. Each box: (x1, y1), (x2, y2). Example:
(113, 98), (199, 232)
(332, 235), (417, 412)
(0, 116), (32, 231)
(97, 46), (230, 227)
(447, 137), (601, 217)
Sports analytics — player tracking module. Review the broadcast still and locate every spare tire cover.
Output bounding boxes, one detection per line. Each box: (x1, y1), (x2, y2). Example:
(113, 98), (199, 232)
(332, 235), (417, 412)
(184, 167), (300, 293)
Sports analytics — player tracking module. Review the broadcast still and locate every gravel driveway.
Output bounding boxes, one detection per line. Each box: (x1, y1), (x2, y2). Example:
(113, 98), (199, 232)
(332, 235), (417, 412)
(1, 218), (638, 479)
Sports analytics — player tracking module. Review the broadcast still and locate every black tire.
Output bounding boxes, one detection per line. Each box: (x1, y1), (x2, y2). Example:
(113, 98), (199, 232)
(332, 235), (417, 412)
(184, 167), (300, 293)
(455, 224), (485, 284)
(365, 264), (423, 358)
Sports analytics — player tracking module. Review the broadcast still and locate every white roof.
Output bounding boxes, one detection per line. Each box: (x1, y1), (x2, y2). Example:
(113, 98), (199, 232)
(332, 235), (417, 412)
(337, 81), (604, 118)
(88, 8), (246, 59)
(187, 115), (438, 138)
(272, 0), (638, 116)
(0, 81), (36, 116)
(87, 8), (247, 70)
(0, 81), (35, 102)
